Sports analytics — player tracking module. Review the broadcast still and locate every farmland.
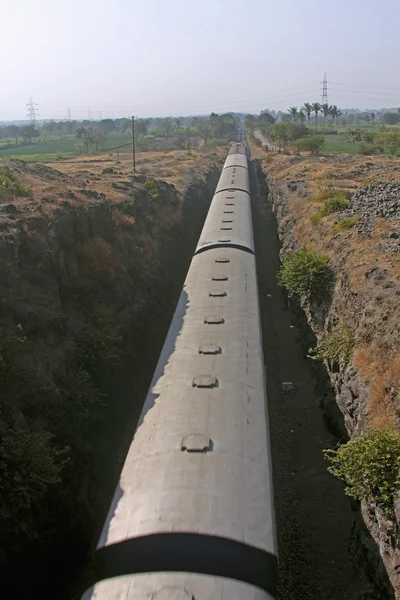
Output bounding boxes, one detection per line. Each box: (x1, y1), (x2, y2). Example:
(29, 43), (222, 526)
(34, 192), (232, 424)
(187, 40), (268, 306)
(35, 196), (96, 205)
(0, 133), (130, 162)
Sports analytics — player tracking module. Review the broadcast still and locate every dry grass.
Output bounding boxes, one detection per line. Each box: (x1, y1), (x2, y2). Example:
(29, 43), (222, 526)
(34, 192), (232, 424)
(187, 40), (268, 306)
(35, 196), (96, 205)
(353, 345), (400, 429)
(250, 141), (400, 433)
(81, 237), (123, 277)
(112, 209), (135, 227)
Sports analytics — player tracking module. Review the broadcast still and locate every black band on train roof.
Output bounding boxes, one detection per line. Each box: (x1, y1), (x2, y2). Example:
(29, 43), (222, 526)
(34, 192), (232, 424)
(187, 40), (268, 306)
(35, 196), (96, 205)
(215, 187), (250, 195)
(91, 532), (277, 597)
(194, 243), (254, 256)
(222, 164), (248, 170)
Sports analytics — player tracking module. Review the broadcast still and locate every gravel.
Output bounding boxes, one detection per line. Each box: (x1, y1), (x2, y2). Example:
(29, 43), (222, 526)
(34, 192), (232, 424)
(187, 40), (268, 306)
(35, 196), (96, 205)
(338, 183), (400, 252)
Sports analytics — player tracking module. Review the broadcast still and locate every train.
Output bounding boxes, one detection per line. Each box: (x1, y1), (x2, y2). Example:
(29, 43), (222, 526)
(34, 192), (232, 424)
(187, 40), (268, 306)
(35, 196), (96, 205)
(82, 141), (278, 600)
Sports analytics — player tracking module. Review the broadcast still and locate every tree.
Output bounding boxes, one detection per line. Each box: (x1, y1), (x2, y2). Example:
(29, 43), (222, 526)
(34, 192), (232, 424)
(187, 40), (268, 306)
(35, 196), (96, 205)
(135, 119), (150, 137)
(298, 110), (306, 125)
(7, 125), (21, 144)
(121, 119), (131, 137)
(196, 120), (212, 147)
(92, 129), (105, 151)
(20, 125), (39, 144)
(76, 127), (95, 152)
(377, 132), (400, 154)
(346, 128), (362, 143)
(245, 114), (256, 134)
(99, 119), (115, 134)
(381, 112), (400, 125)
(288, 106), (298, 122)
(311, 102), (321, 130)
(159, 117), (174, 137)
(329, 105), (342, 124)
(43, 121), (57, 136)
(301, 103), (312, 128)
(269, 122), (307, 149)
(297, 134), (325, 155)
(321, 103), (330, 126)
(259, 110), (275, 125)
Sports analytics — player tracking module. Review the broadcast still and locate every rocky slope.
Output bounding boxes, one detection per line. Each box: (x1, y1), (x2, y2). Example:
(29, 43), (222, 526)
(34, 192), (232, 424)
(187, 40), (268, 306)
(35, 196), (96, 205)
(251, 148), (400, 597)
(0, 153), (223, 598)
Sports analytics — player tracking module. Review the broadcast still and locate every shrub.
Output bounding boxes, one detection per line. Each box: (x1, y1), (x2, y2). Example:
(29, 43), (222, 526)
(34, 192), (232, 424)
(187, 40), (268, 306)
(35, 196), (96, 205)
(0, 429), (66, 540)
(314, 187), (351, 204)
(278, 248), (333, 300)
(332, 216), (360, 233)
(144, 178), (160, 200)
(324, 429), (400, 513)
(311, 195), (350, 225)
(0, 324), (27, 394)
(308, 323), (354, 372)
(0, 167), (30, 199)
(297, 134), (325, 155)
(358, 143), (382, 155)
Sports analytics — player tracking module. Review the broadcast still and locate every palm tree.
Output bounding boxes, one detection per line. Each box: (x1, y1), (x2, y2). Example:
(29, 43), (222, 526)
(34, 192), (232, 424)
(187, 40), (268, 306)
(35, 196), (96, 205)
(298, 110), (306, 125)
(288, 107), (298, 122)
(301, 103), (312, 128)
(311, 102), (321, 130)
(329, 105), (339, 124)
(321, 103), (330, 127)
(329, 104), (339, 123)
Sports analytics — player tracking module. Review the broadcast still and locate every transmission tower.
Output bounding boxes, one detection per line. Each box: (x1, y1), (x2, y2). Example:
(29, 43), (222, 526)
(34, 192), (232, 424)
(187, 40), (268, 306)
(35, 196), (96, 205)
(321, 73), (328, 105)
(67, 107), (72, 121)
(26, 96), (39, 123)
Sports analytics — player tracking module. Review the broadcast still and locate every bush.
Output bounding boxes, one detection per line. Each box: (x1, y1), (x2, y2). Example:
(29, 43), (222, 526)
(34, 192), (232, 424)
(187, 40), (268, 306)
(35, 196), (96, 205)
(358, 143), (382, 155)
(324, 429), (400, 513)
(0, 167), (30, 199)
(308, 323), (354, 372)
(278, 247), (333, 300)
(297, 134), (325, 155)
(311, 195), (350, 225)
(144, 178), (160, 200)
(332, 216), (360, 233)
(0, 429), (66, 541)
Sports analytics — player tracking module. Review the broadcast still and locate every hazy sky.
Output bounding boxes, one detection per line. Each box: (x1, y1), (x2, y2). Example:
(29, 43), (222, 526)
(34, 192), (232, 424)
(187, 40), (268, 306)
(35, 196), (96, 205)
(1, 0), (399, 121)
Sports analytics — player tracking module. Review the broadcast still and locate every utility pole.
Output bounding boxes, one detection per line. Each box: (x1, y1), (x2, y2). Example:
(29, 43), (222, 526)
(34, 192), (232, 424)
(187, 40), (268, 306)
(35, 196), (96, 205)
(131, 115), (136, 172)
(26, 97), (39, 124)
(321, 73), (328, 105)
(187, 126), (191, 154)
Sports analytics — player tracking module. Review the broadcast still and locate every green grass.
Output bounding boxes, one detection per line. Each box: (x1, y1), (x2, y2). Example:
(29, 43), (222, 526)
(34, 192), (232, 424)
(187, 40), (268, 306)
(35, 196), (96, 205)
(323, 137), (359, 154)
(0, 134), (130, 162)
(332, 216), (360, 233)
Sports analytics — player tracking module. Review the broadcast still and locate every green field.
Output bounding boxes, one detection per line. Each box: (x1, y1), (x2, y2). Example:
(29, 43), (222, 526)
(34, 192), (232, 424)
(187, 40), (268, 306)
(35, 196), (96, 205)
(323, 136), (359, 154)
(0, 134), (131, 162)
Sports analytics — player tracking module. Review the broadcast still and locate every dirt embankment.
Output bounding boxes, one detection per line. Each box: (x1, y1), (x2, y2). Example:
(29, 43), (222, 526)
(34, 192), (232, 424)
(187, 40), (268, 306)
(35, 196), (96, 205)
(251, 146), (400, 597)
(0, 151), (223, 598)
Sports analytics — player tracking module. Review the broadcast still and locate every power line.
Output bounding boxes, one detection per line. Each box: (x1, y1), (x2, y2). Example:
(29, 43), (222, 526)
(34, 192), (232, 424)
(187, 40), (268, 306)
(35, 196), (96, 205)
(330, 81), (400, 92)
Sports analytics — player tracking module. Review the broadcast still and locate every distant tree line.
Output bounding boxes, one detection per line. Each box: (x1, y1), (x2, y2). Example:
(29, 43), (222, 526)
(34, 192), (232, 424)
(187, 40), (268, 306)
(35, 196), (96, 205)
(0, 113), (239, 153)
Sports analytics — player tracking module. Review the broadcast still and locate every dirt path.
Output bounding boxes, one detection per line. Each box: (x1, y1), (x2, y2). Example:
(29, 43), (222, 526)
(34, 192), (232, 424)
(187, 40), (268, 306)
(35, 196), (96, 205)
(250, 160), (393, 600)
(254, 129), (279, 152)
